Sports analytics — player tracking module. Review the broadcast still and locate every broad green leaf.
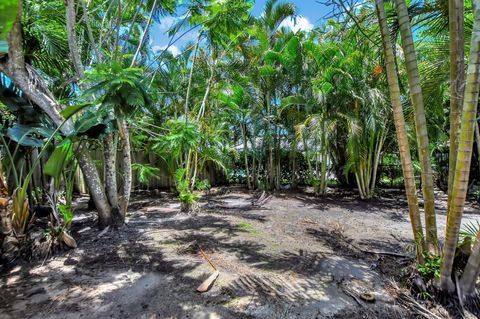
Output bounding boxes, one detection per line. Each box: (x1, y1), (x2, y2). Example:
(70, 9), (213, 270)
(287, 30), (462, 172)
(44, 140), (73, 180)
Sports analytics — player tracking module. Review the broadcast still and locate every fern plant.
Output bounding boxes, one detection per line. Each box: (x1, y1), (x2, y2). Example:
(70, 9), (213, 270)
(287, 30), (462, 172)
(132, 163), (161, 188)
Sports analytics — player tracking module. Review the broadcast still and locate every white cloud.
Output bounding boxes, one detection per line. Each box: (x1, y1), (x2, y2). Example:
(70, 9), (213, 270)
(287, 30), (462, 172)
(279, 16), (314, 33)
(159, 16), (177, 31)
(152, 45), (181, 56)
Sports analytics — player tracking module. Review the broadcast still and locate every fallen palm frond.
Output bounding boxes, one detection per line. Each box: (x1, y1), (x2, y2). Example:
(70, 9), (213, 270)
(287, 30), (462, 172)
(196, 247), (219, 293)
(387, 280), (446, 319)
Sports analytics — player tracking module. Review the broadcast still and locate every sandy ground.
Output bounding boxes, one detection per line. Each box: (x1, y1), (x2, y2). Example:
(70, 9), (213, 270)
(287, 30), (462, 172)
(1, 187), (479, 319)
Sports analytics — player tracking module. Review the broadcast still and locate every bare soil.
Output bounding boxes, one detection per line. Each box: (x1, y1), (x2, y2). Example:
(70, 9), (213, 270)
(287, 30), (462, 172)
(1, 187), (479, 319)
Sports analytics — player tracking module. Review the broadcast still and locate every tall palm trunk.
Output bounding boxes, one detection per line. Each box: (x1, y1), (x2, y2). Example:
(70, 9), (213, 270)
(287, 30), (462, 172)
(104, 133), (119, 210)
(394, 0), (438, 251)
(447, 0), (465, 200)
(4, 0), (112, 228)
(118, 119), (132, 224)
(440, 0), (480, 292)
(184, 37), (200, 120)
(241, 123), (252, 189)
(131, 0), (158, 66)
(65, 0), (85, 81)
(375, 0), (425, 261)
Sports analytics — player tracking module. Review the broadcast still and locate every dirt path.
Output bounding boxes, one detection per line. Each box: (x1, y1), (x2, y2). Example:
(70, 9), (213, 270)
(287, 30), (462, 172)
(1, 188), (479, 318)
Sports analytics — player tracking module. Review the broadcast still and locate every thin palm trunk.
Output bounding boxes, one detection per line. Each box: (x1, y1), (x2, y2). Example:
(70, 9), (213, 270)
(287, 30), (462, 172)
(375, 0), (425, 261)
(197, 62), (216, 121)
(118, 118), (132, 224)
(80, 0), (102, 63)
(241, 123), (252, 189)
(447, 0), (465, 205)
(131, 0), (158, 66)
(394, 0), (438, 252)
(184, 37), (200, 120)
(441, 0), (480, 292)
(104, 133), (119, 210)
(65, 0), (85, 81)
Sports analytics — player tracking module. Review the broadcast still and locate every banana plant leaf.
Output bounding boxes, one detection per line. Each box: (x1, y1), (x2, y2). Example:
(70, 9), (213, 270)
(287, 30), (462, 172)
(44, 140), (73, 182)
(6, 124), (55, 147)
(72, 110), (116, 139)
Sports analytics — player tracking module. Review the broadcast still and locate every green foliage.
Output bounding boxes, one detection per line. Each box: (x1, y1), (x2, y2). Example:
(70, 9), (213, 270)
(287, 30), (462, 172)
(44, 140), (74, 183)
(132, 163), (161, 187)
(83, 62), (151, 118)
(195, 179), (211, 191)
(58, 204), (74, 228)
(0, 0), (18, 52)
(174, 168), (199, 206)
(418, 254), (441, 280)
(460, 220), (480, 242)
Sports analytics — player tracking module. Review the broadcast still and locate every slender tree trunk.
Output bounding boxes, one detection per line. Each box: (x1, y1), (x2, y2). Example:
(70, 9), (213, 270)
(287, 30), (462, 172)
(104, 133), (119, 210)
(65, 0), (85, 81)
(370, 131), (386, 197)
(79, 0), (101, 63)
(184, 38), (200, 120)
(291, 138), (297, 189)
(442, 0), (480, 292)
(4, 1), (112, 228)
(375, 0), (425, 262)
(241, 123), (252, 189)
(447, 0), (465, 202)
(197, 62), (215, 121)
(460, 234), (480, 296)
(394, 0), (438, 252)
(118, 119), (131, 224)
(131, 0), (158, 66)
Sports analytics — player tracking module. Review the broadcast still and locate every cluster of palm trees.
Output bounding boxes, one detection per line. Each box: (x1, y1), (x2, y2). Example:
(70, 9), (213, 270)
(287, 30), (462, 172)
(1, 0), (480, 300)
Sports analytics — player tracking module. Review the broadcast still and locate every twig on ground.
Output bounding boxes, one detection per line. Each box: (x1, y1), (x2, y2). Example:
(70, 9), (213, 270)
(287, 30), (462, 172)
(388, 280), (445, 319)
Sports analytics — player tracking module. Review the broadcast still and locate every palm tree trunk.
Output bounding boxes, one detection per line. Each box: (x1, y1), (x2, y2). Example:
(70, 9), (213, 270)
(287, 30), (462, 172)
(441, 0), (480, 292)
(118, 119), (132, 224)
(65, 0), (85, 81)
(241, 123), (252, 189)
(76, 144), (112, 227)
(79, 0), (101, 63)
(394, 0), (438, 251)
(184, 37), (200, 120)
(197, 62), (215, 121)
(460, 234), (480, 296)
(370, 130), (386, 197)
(131, 0), (158, 66)
(375, 0), (425, 262)
(104, 133), (119, 210)
(447, 0), (465, 203)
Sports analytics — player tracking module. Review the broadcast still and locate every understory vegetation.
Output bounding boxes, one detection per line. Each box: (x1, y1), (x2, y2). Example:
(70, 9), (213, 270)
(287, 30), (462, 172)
(1, 0), (480, 317)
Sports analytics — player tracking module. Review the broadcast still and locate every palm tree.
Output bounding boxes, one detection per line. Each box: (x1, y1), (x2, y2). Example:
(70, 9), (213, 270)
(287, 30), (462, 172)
(447, 0), (465, 200)
(83, 62), (151, 224)
(440, 0), (480, 293)
(394, 0), (438, 251)
(375, 0), (425, 261)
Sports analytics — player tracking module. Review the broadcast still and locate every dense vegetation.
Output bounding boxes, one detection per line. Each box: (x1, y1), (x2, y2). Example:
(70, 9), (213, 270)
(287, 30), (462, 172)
(1, 0), (480, 310)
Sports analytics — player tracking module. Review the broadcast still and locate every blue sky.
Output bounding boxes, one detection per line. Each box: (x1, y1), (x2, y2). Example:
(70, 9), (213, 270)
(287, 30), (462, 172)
(150, 0), (330, 55)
